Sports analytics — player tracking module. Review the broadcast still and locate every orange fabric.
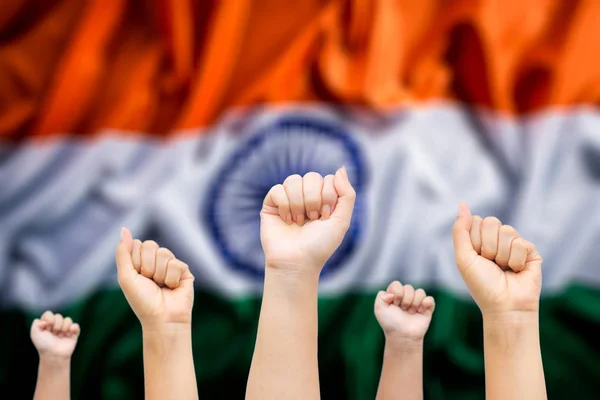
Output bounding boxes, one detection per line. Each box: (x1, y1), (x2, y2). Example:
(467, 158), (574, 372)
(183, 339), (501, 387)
(0, 0), (599, 140)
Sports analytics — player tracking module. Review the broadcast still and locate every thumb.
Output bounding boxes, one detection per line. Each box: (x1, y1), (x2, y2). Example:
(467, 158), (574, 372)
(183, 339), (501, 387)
(330, 166), (356, 229)
(374, 291), (394, 312)
(180, 267), (195, 291)
(452, 202), (477, 272)
(31, 319), (43, 331)
(380, 291), (395, 305)
(523, 239), (543, 275)
(116, 227), (136, 283)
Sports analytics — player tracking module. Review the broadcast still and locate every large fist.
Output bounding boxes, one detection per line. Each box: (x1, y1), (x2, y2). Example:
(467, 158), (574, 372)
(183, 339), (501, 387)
(115, 228), (195, 328)
(31, 311), (81, 360)
(374, 281), (435, 343)
(452, 203), (542, 314)
(260, 167), (356, 273)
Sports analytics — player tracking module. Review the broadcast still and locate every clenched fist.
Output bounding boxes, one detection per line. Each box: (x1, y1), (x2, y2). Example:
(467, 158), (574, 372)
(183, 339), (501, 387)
(374, 281), (435, 343)
(452, 203), (543, 314)
(116, 228), (195, 329)
(260, 167), (356, 273)
(31, 311), (81, 360)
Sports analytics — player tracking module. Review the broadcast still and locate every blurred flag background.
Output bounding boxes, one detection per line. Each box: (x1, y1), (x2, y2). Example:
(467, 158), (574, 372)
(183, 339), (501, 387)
(1, 1), (600, 399)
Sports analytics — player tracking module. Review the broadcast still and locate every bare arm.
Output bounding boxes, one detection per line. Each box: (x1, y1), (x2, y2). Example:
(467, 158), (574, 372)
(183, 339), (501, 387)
(246, 269), (320, 400)
(483, 312), (546, 400)
(31, 312), (81, 400)
(143, 325), (198, 400)
(452, 203), (547, 400)
(34, 357), (71, 400)
(246, 168), (356, 400)
(115, 228), (198, 400)
(374, 282), (435, 400)
(377, 342), (423, 400)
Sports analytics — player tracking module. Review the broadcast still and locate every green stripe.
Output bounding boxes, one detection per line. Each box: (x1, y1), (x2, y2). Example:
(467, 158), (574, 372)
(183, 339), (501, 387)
(2, 285), (600, 399)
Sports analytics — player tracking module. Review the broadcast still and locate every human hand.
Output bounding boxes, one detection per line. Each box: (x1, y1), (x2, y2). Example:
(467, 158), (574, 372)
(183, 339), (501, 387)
(374, 281), (435, 344)
(31, 311), (80, 360)
(115, 228), (195, 330)
(452, 203), (542, 315)
(260, 167), (356, 275)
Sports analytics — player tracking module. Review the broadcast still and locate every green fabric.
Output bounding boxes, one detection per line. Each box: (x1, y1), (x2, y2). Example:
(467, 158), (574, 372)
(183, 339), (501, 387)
(1, 284), (600, 399)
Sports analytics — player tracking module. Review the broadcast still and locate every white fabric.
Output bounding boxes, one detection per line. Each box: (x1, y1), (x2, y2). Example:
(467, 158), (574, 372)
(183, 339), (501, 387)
(1, 104), (599, 310)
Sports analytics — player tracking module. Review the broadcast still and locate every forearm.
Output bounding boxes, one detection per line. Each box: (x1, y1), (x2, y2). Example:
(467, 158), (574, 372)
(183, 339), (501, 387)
(34, 357), (71, 400)
(246, 268), (320, 400)
(376, 340), (423, 400)
(483, 312), (546, 400)
(143, 325), (198, 400)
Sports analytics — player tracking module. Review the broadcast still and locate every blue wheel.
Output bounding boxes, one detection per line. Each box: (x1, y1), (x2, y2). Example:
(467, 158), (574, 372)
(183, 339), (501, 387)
(205, 116), (366, 279)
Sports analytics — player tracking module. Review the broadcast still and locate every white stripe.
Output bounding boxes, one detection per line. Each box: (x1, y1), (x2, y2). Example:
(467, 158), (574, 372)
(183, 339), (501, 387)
(1, 104), (599, 310)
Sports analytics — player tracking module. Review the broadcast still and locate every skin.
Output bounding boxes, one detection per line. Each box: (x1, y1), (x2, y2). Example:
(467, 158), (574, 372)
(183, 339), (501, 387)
(246, 167), (356, 400)
(31, 311), (81, 400)
(374, 281), (435, 400)
(115, 228), (198, 400)
(452, 202), (547, 400)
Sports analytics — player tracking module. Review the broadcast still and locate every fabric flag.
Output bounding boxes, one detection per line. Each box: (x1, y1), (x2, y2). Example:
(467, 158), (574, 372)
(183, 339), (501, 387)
(1, 1), (600, 399)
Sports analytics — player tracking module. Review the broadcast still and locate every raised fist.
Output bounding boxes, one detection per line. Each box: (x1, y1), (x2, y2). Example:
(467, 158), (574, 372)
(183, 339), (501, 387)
(452, 203), (542, 314)
(374, 281), (435, 343)
(260, 167), (356, 273)
(31, 311), (81, 359)
(115, 228), (195, 329)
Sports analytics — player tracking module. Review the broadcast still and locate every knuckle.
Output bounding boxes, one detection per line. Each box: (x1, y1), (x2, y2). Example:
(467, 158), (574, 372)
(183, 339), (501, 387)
(482, 216), (501, 227)
(346, 187), (357, 199)
(158, 247), (173, 257)
(303, 171), (323, 181)
(142, 240), (158, 249)
(272, 184), (285, 194)
(499, 224), (516, 235)
(283, 174), (302, 185)
(528, 242), (538, 252)
(171, 260), (185, 271)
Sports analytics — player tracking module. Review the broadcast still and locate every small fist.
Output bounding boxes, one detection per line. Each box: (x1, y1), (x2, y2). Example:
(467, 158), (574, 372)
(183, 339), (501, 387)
(374, 281), (435, 343)
(116, 228), (195, 329)
(260, 167), (356, 273)
(31, 311), (81, 360)
(452, 203), (543, 314)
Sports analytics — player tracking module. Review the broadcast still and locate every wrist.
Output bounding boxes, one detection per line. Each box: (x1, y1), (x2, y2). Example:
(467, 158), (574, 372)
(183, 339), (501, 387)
(264, 265), (321, 285)
(143, 324), (192, 357)
(384, 334), (424, 352)
(483, 310), (540, 350)
(142, 322), (192, 337)
(39, 354), (71, 368)
(483, 310), (539, 327)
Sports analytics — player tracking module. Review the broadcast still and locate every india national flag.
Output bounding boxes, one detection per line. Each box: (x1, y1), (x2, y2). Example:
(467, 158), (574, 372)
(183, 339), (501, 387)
(1, 1), (600, 399)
